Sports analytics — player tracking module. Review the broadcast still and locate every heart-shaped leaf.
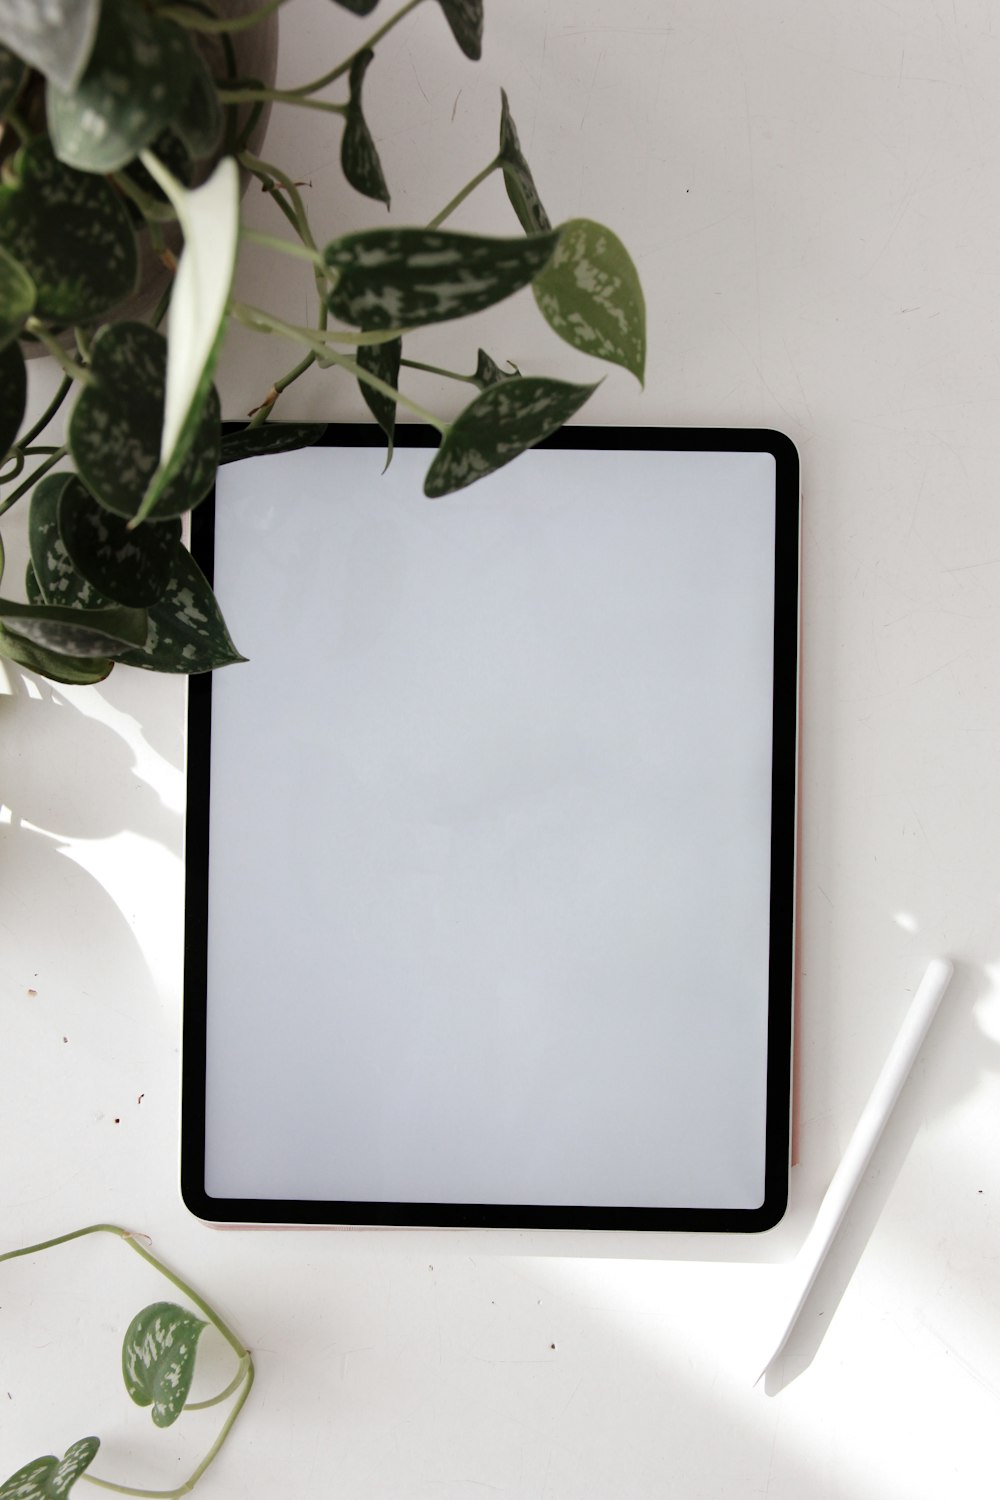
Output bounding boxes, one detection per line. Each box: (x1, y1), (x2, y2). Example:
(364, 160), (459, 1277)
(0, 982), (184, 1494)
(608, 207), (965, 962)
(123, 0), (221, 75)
(135, 153), (238, 525)
(424, 375), (598, 497)
(122, 1301), (208, 1427)
(325, 226), (559, 330)
(0, 1437), (100, 1500)
(59, 474), (181, 606)
(357, 334), (401, 467)
(172, 47), (223, 162)
(0, 0), (99, 92)
(119, 547), (245, 674)
(68, 322), (220, 522)
(473, 347), (518, 389)
(434, 0), (483, 59)
(0, 140), (138, 324)
(498, 90), (551, 235)
(0, 41), (26, 120)
(341, 48), (389, 207)
(0, 244), (35, 350)
(0, 596), (147, 657)
(29, 473), (108, 608)
(47, 0), (196, 174)
(0, 620), (112, 683)
(220, 422), (328, 464)
(0, 340), (26, 458)
(533, 218), (646, 385)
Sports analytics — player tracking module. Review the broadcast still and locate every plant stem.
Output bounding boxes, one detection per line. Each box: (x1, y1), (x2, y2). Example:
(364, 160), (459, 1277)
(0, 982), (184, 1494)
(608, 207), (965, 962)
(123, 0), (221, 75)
(158, 0), (290, 32)
(427, 157), (501, 229)
(218, 87), (347, 118)
(401, 356), (476, 384)
(0, 447), (68, 516)
(17, 375), (73, 448)
(242, 227), (325, 270)
(184, 1356), (250, 1411)
(284, 0), (425, 96)
(110, 173), (177, 224)
(239, 152), (318, 251)
(323, 348), (447, 431)
(24, 324), (93, 385)
(246, 350), (315, 426)
(232, 303), (404, 349)
(0, 450), (25, 483)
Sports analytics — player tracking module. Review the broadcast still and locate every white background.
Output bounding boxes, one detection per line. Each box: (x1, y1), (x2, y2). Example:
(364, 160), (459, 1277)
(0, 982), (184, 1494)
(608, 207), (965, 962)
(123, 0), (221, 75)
(2, 2), (1000, 1497)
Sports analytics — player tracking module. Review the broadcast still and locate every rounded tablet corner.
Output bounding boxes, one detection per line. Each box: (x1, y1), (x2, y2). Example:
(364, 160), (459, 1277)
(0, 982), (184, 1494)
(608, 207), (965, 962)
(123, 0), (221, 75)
(755, 427), (800, 473)
(179, 1171), (224, 1228)
(747, 1183), (790, 1234)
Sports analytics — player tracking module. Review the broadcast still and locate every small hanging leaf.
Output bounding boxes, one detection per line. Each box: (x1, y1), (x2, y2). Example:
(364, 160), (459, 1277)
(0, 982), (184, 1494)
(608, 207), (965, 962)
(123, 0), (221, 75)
(0, 596), (147, 657)
(0, 340), (26, 458)
(0, 0), (100, 92)
(325, 225), (559, 330)
(68, 322), (220, 523)
(0, 620), (112, 683)
(220, 422), (328, 464)
(0, 140), (138, 324)
(0, 244), (35, 350)
(135, 153), (238, 525)
(0, 1436), (101, 1500)
(341, 48), (390, 207)
(0, 41), (27, 121)
(47, 0), (196, 174)
(424, 375), (598, 497)
(328, 0), (380, 11)
(434, 0), (483, 59)
(172, 47), (223, 162)
(29, 472), (108, 608)
(119, 547), (246, 674)
(533, 218), (646, 385)
(357, 334), (401, 467)
(122, 1301), (208, 1428)
(59, 475), (181, 607)
(498, 90), (551, 235)
(473, 347), (518, 389)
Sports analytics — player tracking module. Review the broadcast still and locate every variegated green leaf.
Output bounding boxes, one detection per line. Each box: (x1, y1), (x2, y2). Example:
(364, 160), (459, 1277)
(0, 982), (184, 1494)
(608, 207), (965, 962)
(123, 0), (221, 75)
(0, 244), (34, 350)
(29, 472), (109, 608)
(325, 226), (559, 330)
(0, 41), (26, 120)
(357, 334), (401, 466)
(59, 475), (181, 606)
(135, 153), (238, 525)
(0, 0), (99, 92)
(47, 0), (196, 174)
(0, 620), (112, 683)
(533, 218), (646, 385)
(473, 347), (518, 389)
(435, 0), (483, 59)
(424, 375), (598, 497)
(0, 1437), (101, 1500)
(68, 323), (220, 522)
(498, 90), (551, 235)
(0, 340), (26, 457)
(122, 1301), (207, 1428)
(119, 547), (245, 674)
(0, 140), (138, 324)
(220, 422), (328, 464)
(172, 46), (223, 161)
(342, 48), (389, 207)
(24, 560), (43, 604)
(0, 596), (147, 657)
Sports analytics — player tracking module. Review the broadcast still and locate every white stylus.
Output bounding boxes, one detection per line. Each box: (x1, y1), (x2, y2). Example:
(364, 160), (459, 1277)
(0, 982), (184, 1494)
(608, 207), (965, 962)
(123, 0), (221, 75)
(758, 957), (954, 1384)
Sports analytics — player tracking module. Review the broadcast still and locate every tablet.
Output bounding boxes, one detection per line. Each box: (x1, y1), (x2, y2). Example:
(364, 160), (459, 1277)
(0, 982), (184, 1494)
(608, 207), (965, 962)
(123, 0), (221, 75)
(181, 426), (799, 1231)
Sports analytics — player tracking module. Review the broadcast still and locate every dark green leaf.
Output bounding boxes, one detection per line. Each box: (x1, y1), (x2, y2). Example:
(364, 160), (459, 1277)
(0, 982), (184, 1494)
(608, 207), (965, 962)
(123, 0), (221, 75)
(357, 335), (401, 467)
(68, 322), (220, 522)
(0, 41), (26, 120)
(119, 547), (245, 674)
(122, 1301), (208, 1428)
(0, 596), (147, 657)
(341, 48), (389, 207)
(220, 422), (328, 464)
(0, 621), (112, 683)
(434, 0), (483, 59)
(0, 340), (26, 458)
(172, 47), (223, 161)
(424, 375), (598, 497)
(29, 472), (108, 608)
(473, 347), (518, 389)
(498, 89), (551, 235)
(0, 1436), (101, 1500)
(325, 226), (559, 330)
(0, 0), (100, 92)
(59, 474), (181, 606)
(24, 560), (43, 604)
(0, 140), (138, 323)
(328, 0), (380, 12)
(0, 244), (35, 350)
(47, 0), (196, 175)
(533, 218), (646, 384)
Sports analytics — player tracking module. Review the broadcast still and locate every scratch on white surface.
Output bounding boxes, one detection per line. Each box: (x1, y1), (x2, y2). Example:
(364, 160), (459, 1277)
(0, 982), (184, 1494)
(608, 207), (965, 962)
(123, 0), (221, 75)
(917, 1317), (1000, 1398)
(742, 81), (762, 367)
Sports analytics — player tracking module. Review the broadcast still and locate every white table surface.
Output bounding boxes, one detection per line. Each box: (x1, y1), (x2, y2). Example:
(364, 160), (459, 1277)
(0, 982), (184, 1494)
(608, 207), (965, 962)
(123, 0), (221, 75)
(3, 3), (1000, 1496)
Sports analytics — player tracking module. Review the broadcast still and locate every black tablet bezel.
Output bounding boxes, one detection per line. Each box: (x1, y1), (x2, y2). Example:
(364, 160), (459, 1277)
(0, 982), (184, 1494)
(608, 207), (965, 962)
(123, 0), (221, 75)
(181, 424), (799, 1233)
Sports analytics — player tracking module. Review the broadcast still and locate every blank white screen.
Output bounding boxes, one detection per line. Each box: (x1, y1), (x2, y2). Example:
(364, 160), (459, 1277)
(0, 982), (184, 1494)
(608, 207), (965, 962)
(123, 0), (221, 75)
(202, 443), (777, 1210)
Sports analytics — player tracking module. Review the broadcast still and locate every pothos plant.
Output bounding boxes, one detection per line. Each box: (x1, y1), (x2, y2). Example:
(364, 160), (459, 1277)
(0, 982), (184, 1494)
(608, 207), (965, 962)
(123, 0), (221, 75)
(0, 1225), (252, 1500)
(0, 0), (645, 687)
